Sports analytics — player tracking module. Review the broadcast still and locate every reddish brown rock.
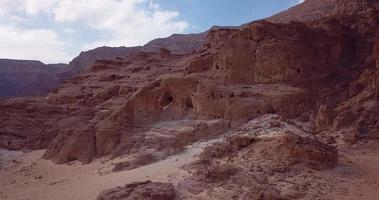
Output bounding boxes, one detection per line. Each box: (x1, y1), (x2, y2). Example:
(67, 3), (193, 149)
(97, 181), (175, 200)
(268, 0), (336, 23)
(0, 97), (69, 151)
(199, 132), (338, 172)
(0, 0), (378, 168)
(182, 116), (338, 200)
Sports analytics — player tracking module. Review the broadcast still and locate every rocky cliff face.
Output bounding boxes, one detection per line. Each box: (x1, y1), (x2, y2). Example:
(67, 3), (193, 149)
(1, 1), (377, 163)
(0, 59), (70, 98)
(1, 1), (379, 199)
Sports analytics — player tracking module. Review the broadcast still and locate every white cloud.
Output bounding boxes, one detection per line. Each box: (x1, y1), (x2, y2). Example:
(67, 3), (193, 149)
(0, 0), (13, 15)
(0, 25), (70, 63)
(0, 0), (189, 63)
(64, 28), (76, 34)
(22, 0), (54, 15)
(50, 0), (188, 48)
(0, 0), (188, 47)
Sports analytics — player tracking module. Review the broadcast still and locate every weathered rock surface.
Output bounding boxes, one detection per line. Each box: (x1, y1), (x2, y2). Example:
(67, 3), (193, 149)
(0, 97), (69, 150)
(0, 3), (377, 166)
(177, 115), (338, 200)
(97, 181), (175, 200)
(268, 0), (379, 23)
(268, 0), (336, 23)
(2, 2), (379, 200)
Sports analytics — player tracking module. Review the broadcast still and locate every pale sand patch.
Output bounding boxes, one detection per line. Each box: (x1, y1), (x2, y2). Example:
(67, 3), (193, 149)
(0, 139), (217, 200)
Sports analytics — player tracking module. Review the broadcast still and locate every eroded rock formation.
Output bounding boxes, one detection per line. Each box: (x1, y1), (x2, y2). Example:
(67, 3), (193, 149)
(177, 115), (338, 199)
(1, 1), (379, 199)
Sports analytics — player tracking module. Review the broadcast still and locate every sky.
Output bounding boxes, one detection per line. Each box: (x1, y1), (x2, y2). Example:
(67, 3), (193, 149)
(0, 0), (304, 64)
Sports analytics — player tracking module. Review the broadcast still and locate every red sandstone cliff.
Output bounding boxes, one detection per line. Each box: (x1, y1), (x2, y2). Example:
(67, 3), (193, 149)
(1, 1), (379, 199)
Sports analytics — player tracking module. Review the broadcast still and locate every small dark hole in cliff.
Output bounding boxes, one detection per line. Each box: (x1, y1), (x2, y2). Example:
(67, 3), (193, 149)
(257, 110), (261, 114)
(160, 92), (174, 107)
(296, 68), (302, 74)
(185, 98), (194, 110)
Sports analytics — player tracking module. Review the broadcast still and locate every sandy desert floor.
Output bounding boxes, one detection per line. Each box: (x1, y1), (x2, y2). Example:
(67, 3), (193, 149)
(0, 139), (220, 200)
(1, 140), (379, 200)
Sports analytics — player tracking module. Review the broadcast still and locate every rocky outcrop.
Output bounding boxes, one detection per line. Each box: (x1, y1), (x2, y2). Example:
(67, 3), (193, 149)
(194, 20), (355, 87)
(0, 59), (70, 98)
(178, 115), (338, 200)
(97, 181), (175, 200)
(198, 115), (338, 172)
(312, 4), (379, 144)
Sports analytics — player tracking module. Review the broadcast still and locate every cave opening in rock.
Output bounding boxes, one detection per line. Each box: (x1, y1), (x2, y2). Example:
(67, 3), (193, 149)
(185, 97), (194, 110)
(160, 91), (174, 108)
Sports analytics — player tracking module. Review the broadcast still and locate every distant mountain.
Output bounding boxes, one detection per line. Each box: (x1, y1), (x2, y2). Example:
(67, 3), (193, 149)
(143, 33), (207, 54)
(68, 46), (143, 74)
(69, 33), (207, 73)
(0, 32), (208, 98)
(0, 59), (70, 98)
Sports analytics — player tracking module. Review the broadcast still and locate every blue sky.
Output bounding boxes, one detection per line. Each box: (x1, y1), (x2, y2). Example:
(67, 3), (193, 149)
(0, 0), (302, 63)
(155, 0), (302, 32)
